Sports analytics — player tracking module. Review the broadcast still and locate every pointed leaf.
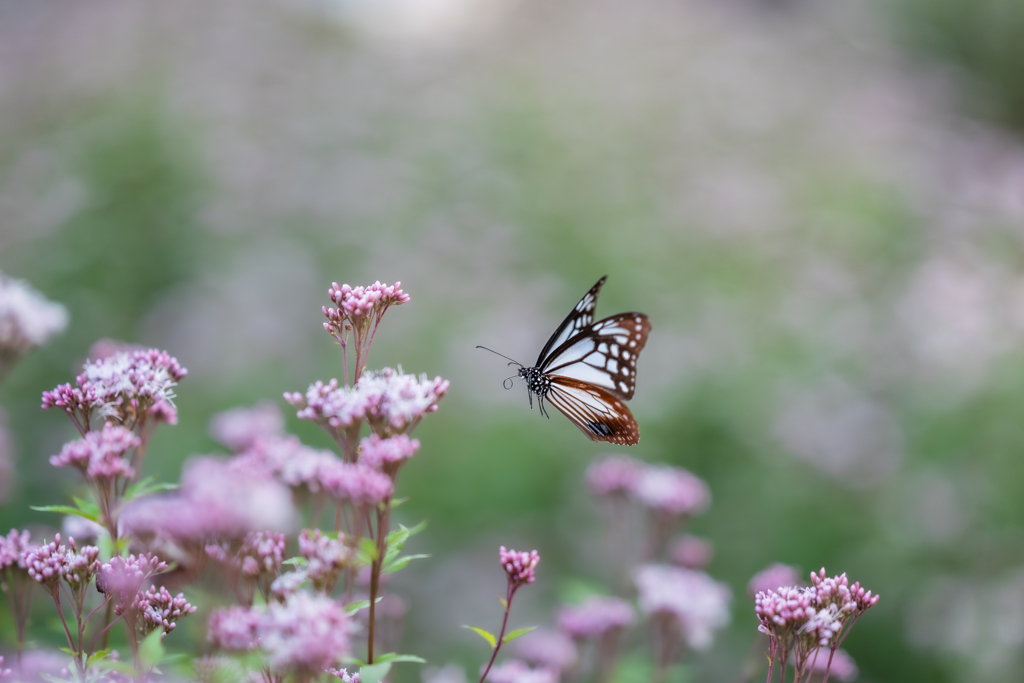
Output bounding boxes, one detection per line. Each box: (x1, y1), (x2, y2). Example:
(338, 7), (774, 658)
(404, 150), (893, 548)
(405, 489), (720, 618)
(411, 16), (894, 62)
(344, 596), (382, 616)
(71, 496), (101, 517)
(283, 557), (308, 566)
(357, 537), (379, 564)
(462, 625), (497, 649)
(382, 554), (430, 575)
(497, 597), (508, 609)
(502, 627), (537, 644)
(31, 505), (98, 522)
(373, 653), (427, 664)
(359, 662), (392, 683)
(139, 630), (165, 672)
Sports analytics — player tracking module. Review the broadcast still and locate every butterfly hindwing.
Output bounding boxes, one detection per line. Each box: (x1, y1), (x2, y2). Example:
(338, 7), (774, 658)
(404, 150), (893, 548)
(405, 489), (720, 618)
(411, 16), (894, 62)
(534, 276), (607, 367)
(541, 312), (651, 400)
(546, 376), (640, 445)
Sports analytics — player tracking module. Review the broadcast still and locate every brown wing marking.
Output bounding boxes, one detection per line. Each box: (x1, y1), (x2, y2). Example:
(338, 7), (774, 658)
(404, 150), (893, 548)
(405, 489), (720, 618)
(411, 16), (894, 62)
(543, 312), (651, 401)
(546, 376), (640, 446)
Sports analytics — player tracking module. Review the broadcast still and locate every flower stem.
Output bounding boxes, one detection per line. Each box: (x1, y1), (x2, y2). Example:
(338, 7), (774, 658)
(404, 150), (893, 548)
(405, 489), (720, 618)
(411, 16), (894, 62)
(478, 584), (515, 683)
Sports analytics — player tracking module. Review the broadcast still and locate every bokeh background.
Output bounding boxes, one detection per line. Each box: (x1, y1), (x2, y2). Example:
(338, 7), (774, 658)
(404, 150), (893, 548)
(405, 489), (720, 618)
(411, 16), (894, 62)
(2, 0), (1024, 681)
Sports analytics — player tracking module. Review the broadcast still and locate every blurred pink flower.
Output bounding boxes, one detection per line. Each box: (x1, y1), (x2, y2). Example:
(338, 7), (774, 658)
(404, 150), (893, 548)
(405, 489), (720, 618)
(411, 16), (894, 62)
(207, 605), (259, 651)
(557, 595), (636, 640)
(633, 564), (731, 650)
(585, 455), (645, 497)
(298, 529), (350, 592)
(210, 401), (285, 452)
(0, 655), (9, 679)
(748, 562), (802, 598)
(513, 628), (578, 671)
(0, 528), (34, 572)
(483, 660), (557, 683)
(98, 553), (168, 611)
(326, 668), (361, 683)
(811, 647), (858, 681)
(669, 535), (714, 569)
(0, 271), (67, 366)
(49, 422), (139, 483)
(359, 433), (419, 474)
(630, 465), (710, 518)
(231, 435), (338, 492)
(258, 591), (352, 674)
(0, 411), (11, 504)
(318, 460), (394, 506)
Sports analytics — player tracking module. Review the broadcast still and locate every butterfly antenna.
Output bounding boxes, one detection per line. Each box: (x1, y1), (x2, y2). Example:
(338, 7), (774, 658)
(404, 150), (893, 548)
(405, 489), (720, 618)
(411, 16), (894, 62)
(475, 345), (523, 368)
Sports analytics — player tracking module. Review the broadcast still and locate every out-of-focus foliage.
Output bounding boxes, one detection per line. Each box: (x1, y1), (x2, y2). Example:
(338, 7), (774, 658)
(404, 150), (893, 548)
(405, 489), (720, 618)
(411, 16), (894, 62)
(1, 0), (1024, 681)
(890, 0), (1024, 131)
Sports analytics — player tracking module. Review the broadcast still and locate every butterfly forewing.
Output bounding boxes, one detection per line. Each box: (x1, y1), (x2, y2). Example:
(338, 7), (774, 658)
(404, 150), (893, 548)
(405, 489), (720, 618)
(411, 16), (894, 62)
(546, 377), (640, 445)
(541, 312), (651, 400)
(535, 276), (607, 367)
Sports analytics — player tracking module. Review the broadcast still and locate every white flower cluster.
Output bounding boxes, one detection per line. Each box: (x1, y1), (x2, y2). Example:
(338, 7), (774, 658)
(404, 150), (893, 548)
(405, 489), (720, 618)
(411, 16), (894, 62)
(0, 272), (67, 358)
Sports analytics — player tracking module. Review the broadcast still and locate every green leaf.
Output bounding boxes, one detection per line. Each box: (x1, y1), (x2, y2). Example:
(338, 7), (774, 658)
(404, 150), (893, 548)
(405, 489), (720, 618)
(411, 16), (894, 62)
(282, 557), (307, 566)
(86, 650), (112, 668)
(389, 497), (409, 509)
(497, 596), (508, 609)
(462, 625), (497, 649)
(30, 505), (98, 522)
(373, 653), (427, 664)
(502, 627), (537, 644)
(357, 537), (379, 564)
(344, 596), (382, 616)
(123, 476), (177, 502)
(359, 662), (392, 683)
(382, 553), (430, 574)
(71, 496), (101, 517)
(139, 630), (165, 672)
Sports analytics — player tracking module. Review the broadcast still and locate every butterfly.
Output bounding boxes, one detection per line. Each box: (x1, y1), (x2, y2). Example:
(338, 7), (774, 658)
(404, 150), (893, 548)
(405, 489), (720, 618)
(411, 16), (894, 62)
(478, 276), (651, 445)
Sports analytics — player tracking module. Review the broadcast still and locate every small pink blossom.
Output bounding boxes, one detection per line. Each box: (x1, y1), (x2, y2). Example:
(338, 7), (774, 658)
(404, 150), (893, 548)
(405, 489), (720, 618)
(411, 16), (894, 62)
(98, 553), (168, 610)
(232, 435), (338, 492)
(42, 347), (186, 431)
(359, 433), (420, 473)
(483, 660), (558, 683)
(258, 591), (352, 674)
(0, 272), (67, 360)
(132, 585), (197, 636)
(557, 595), (635, 640)
(0, 528), (34, 572)
(23, 535), (101, 591)
(811, 647), (858, 681)
(298, 529), (350, 592)
(359, 368), (450, 435)
(326, 668), (361, 683)
(669, 535), (714, 569)
(210, 401), (285, 452)
(270, 570), (308, 601)
(50, 423), (139, 482)
(208, 605), (260, 651)
(748, 563), (803, 598)
(500, 546), (540, 588)
(207, 531), (286, 580)
(318, 460), (394, 506)
(585, 455), (645, 496)
(513, 628), (578, 671)
(633, 564), (731, 650)
(630, 465), (711, 518)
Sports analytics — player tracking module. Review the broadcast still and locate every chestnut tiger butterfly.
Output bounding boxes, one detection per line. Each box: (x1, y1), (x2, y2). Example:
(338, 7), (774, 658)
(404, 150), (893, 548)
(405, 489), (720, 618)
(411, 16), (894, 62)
(478, 276), (651, 445)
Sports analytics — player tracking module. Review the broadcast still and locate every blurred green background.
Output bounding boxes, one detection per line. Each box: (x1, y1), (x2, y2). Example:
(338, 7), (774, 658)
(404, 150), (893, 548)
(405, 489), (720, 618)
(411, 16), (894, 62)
(2, 0), (1024, 681)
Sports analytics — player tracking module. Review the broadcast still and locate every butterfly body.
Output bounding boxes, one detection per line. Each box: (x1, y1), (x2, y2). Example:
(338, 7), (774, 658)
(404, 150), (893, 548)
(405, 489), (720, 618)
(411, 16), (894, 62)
(483, 276), (651, 445)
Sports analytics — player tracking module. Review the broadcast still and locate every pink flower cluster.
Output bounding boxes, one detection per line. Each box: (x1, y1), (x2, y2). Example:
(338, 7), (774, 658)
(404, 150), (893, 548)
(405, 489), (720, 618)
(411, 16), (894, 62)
(754, 568), (879, 681)
(586, 456), (710, 518)
(748, 563), (803, 598)
(323, 281), (408, 338)
(285, 368), (449, 438)
(500, 546), (540, 588)
(0, 528), (34, 572)
(0, 655), (9, 679)
(41, 348), (186, 431)
(99, 553), (168, 610)
(298, 529), (350, 592)
(484, 660), (558, 683)
(49, 423), (139, 483)
(557, 595), (636, 641)
(633, 564), (731, 650)
(23, 535), (101, 594)
(206, 531), (286, 581)
(208, 592), (352, 674)
(513, 629), (578, 672)
(669, 535), (714, 569)
(359, 433), (419, 473)
(327, 668), (361, 683)
(0, 272), (67, 359)
(318, 460), (394, 506)
(230, 435), (337, 492)
(132, 585), (197, 636)
(209, 401), (285, 453)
